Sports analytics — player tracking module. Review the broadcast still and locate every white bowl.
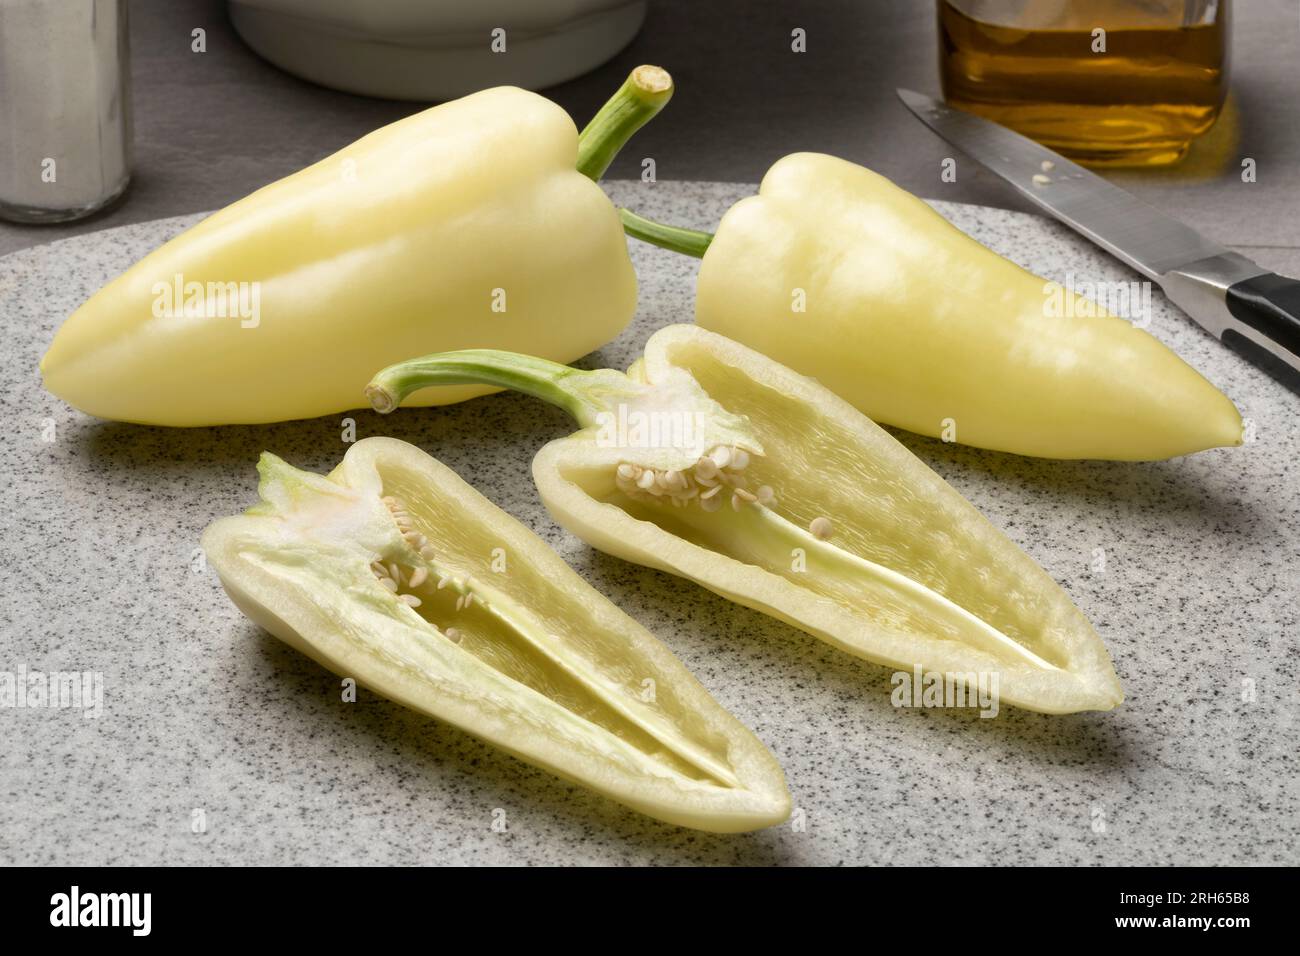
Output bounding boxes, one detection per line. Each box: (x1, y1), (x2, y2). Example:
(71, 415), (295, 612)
(228, 0), (648, 101)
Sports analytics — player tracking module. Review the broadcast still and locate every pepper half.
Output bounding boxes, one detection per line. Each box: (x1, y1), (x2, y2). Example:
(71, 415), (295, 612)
(619, 153), (1242, 461)
(368, 326), (1125, 714)
(202, 437), (791, 832)
(40, 67), (672, 426)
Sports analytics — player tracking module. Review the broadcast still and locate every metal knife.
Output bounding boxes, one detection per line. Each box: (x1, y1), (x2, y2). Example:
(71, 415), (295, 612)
(897, 87), (1300, 391)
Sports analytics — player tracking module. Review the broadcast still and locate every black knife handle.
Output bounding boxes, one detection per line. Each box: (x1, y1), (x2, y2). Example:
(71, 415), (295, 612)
(1224, 273), (1300, 394)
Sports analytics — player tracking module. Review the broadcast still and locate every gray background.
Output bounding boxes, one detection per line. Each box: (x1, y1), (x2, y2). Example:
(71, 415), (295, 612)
(3, 0), (1300, 278)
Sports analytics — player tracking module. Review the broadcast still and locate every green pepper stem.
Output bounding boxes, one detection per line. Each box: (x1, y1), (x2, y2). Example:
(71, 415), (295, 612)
(576, 65), (674, 182)
(366, 350), (623, 429)
(620, 208), (714, 258)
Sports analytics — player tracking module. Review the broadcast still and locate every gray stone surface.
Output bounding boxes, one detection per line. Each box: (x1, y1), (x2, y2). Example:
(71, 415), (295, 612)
(1, 181), (1296, 865)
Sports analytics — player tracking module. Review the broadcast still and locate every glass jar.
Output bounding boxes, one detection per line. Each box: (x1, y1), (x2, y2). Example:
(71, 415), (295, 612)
(938, 0), (1230, 166)
(0, 0), (133, 223)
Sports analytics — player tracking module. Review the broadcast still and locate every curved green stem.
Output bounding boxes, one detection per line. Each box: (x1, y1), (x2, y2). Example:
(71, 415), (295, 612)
(576, 65), (674, 181)
(366, 350), (630, 429)
(620, 208), (714, 258)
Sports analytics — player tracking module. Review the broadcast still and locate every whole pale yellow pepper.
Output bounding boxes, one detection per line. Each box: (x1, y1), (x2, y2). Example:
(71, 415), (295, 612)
(621, 153), (1243, 461)
(40, 67), (673, 426)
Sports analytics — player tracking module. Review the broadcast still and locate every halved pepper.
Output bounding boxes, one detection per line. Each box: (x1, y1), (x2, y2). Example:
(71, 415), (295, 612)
(367, 326), (1125, 714)
(202, 437), (791, 832)
(619, 153), (1242, 461)
(40, 67), (672, 426)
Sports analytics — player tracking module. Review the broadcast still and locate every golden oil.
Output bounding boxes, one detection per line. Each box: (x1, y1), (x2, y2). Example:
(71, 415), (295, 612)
(938, 0), (1229, 165)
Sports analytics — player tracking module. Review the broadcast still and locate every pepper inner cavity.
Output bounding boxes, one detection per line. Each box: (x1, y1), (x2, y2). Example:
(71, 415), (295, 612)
(607, 482), (1058, 670)
(372, 484), (733, 785)
(593, 404), (1064, 673)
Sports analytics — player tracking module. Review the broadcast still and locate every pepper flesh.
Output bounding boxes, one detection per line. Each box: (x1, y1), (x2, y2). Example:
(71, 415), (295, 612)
(368, 327), (1125, 714)
(625, 152), (1242, 461)
(201, 437), (791, 832)
(40, 68), (673, 426)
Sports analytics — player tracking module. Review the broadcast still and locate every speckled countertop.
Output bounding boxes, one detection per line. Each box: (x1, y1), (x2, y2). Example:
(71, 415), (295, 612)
(1, 181), (1296, 866)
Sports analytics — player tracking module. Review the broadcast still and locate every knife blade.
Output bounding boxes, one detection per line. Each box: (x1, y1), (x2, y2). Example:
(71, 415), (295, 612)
(897, 87), (1300, 389)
